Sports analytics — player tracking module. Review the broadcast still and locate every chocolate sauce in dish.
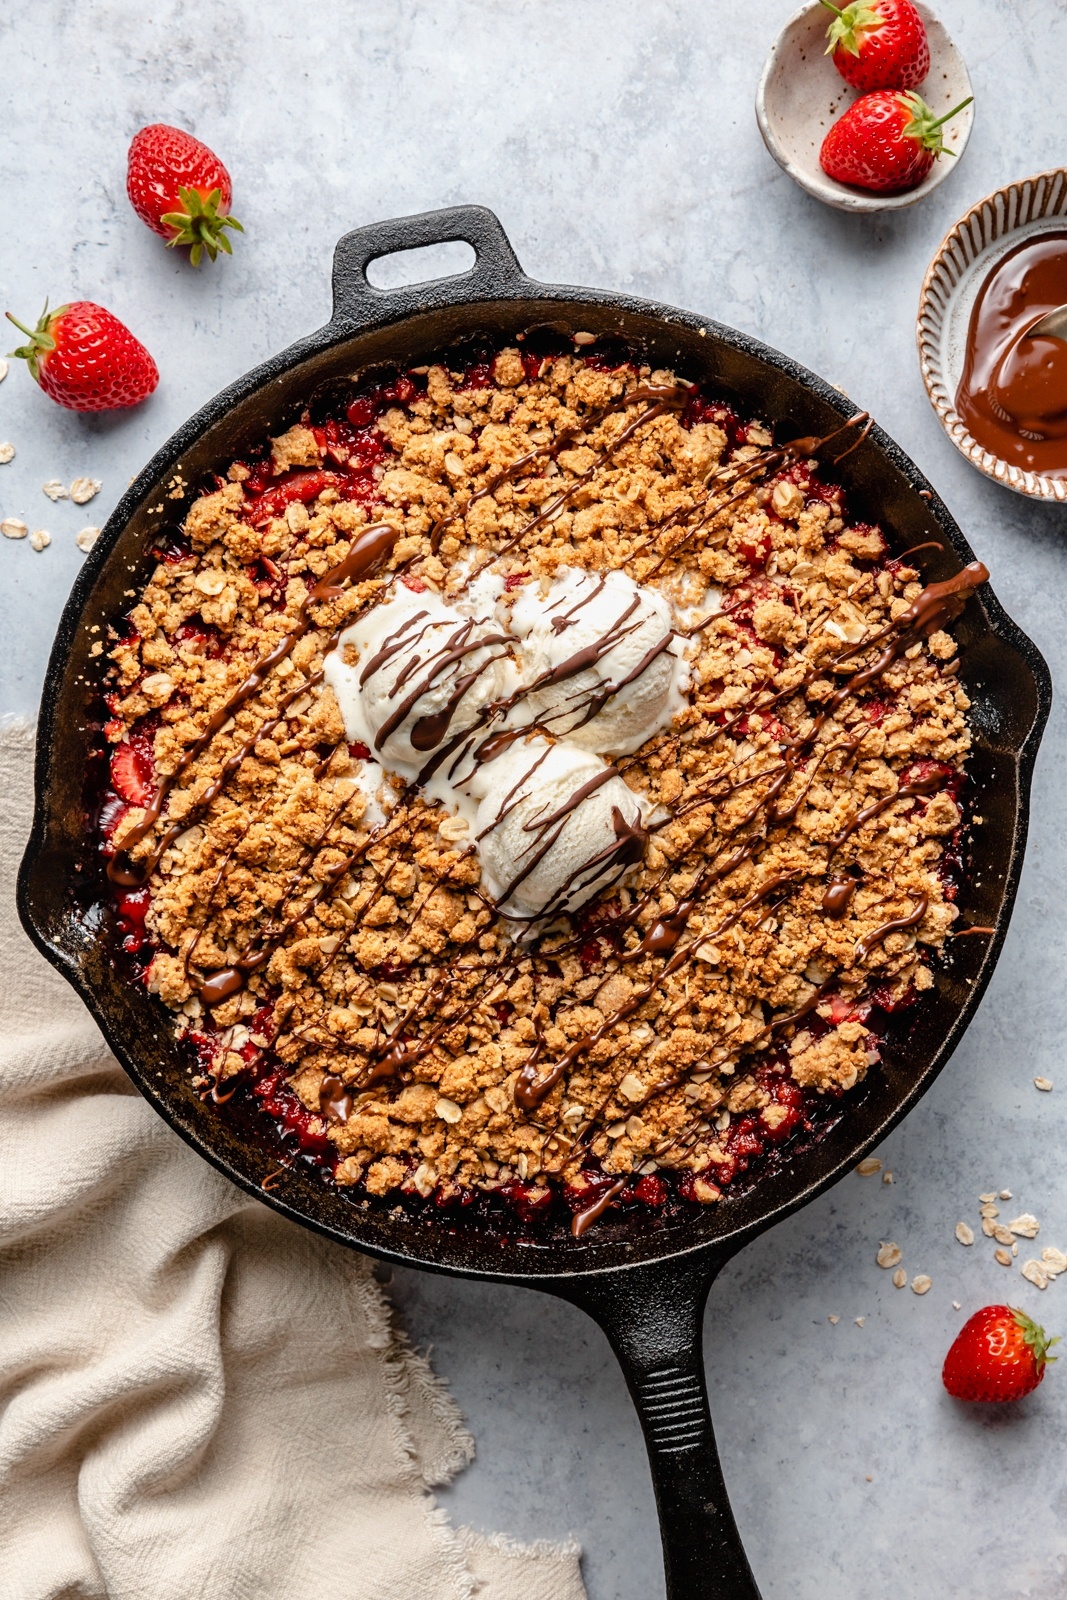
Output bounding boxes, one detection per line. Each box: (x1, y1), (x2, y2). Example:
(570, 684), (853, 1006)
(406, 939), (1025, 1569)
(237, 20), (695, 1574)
(956, 231), (1067, 478)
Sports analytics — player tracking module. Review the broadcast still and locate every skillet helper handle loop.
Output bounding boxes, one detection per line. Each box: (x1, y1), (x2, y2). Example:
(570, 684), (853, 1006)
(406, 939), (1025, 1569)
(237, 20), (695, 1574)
(330, 204), (531, 330)
(559, 1255), (762, 1600)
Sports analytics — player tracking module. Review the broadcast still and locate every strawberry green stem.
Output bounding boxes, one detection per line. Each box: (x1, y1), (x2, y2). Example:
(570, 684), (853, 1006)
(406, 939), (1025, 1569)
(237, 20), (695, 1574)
(928, 97), (974, 132)
(5, 302), (63, 382)
(821, 0), (884, 56)
(899, 92), (974, 158)
(1012, 1307), (1059, 1368)
(159, 186), (244, 268)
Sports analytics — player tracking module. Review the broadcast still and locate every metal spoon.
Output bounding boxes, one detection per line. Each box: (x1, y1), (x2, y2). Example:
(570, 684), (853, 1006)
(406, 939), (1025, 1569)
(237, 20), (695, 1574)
(1026, 302), (1067, 342)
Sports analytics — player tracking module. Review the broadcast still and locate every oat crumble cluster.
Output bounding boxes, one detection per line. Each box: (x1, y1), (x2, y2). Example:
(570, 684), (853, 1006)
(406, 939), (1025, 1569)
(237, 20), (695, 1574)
(98, 344), (975, 1227)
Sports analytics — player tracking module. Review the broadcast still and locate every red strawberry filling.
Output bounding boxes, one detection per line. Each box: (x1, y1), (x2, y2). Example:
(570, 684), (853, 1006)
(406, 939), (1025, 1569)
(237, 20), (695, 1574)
(110, 735), (157, 808)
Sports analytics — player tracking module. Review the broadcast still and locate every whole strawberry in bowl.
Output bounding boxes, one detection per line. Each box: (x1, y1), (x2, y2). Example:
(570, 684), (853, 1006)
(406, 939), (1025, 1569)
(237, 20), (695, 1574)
(820, 89), (972, 194)
(5, 301), (158, 412)
(821, 0), (930, 92)
(757, 1), (974, 213)
(127, 124), (243, 267)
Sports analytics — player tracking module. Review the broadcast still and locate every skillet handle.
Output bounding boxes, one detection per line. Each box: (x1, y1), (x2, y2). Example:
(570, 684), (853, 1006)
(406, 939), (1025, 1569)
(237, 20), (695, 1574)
(330, 204), (532, 329)
(555, 1254), (761, 1600)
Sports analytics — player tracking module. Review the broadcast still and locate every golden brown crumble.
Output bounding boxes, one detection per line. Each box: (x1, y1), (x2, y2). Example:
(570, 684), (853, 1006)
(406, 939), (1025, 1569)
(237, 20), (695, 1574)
(102, 349), (973, 1210)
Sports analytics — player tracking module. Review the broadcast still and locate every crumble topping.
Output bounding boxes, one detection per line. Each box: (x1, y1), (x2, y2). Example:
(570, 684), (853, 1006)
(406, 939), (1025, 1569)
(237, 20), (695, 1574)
(96, 345), (978, 1230)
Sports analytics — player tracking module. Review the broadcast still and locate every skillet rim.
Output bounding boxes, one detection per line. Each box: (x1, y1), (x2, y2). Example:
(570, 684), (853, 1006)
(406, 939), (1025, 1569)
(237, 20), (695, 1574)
(16, 225), (1053, 1285)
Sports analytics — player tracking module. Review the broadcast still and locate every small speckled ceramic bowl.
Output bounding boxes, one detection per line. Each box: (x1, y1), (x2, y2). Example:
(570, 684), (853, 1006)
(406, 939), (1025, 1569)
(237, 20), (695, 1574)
(917, 169), (1067, 502)
(756, 0), (974, 214)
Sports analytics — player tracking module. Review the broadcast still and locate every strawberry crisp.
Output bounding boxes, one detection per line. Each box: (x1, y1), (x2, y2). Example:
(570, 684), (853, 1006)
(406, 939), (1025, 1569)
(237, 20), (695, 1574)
(95, 338), (985, 1237)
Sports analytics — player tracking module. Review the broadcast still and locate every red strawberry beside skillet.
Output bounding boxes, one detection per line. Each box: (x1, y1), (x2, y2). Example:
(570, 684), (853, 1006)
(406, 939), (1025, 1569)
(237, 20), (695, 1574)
(943, 1305), (1058, 1404)
(821, 0), (930, 92)
(5, 301), (158, 412)
(820, 90), (973, 194)
(127, 123), (243, 266)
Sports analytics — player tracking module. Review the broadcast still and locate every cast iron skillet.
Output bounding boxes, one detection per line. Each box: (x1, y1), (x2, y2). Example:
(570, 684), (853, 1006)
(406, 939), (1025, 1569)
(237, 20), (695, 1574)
(18, 206), (1051, 1599)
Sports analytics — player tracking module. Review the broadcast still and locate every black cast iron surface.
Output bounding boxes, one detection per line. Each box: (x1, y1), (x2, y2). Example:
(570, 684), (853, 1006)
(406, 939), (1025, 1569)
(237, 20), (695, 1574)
(17, 206), (1052, 1600)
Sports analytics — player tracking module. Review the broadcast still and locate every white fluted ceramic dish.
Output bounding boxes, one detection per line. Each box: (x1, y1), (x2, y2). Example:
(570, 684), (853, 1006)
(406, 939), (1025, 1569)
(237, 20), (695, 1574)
(918, 168), (1067, 502)
(756, 0), (973, 213)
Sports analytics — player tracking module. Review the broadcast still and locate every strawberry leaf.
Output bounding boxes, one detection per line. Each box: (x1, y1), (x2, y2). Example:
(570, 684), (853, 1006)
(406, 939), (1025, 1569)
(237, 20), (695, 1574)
(159, 185), (243, 267)
(5, 301), (65, 383)
(1012, 1306), (1059, 1368)
(899, 92), (974, 156)
(821, 0), (885, 57)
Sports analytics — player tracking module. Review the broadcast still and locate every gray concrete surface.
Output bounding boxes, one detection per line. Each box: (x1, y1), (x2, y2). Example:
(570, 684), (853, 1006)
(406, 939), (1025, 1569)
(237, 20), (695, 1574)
(3, 2), (1067, 1595)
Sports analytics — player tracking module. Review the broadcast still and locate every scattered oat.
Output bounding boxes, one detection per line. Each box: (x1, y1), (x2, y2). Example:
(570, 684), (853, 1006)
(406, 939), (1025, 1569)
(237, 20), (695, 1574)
(29, 529), (50, 552)
(981, 1218), (996, 1238)
(952, 1301), (961, 1310)
(75, 526), (100, 553)
(1041, 1248), (1067, 1277)
(994, 1248), (1013, 1267)
(854, 1316), (865, 1327)
(0, 443), (14, 465)
(876, 1241), (902, 1269)
(856, 1157), (882, 1176)
(979, 1193), (996, 1204)
(1022, 1259), (1050, 1290)
(828, 1315), (840, 1324)
(1034, 1077), (1053, 1092)
(892, 1267), (907, 1289)
(980, 1202), (999, 1218)
(911, 1275), (932, 1295)
(1, 517), (27, 540)
(999, 1190), (1012, 1200)
(882, 1171), (894, 1185)
(1009, 1214), (1040, 1239)
(69, 476), (101, 505)
(993, 1224), (1015, 1246)
(434, 1097), (462, 1124)
(955, 1222), (975, 1247)
(42, 480), (68, 501)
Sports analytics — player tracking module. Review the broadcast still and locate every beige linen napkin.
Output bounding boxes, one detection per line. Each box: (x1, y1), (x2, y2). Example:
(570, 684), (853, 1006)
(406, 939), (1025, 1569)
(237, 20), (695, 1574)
(0, 722), (586, 1600)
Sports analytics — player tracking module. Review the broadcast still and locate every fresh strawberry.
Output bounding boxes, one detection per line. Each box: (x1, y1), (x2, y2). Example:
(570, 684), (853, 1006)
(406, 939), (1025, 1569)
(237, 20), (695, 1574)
(820, 90), (972, 194)
(820, 0), (929, 91)
(943, 1306), (1058, 1403)
(127, 124), (243, 267)
(5, 301), (158, 412)
(110, 736), (157, 808)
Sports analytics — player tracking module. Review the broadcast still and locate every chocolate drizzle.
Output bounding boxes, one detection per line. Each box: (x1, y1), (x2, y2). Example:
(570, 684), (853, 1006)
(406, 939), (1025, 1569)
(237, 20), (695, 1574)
(428, 382), (691, 554)
(511, 558), (989, 1112)
(108, 521), (399, 889)
(854, 895), (928, 962)
(102, 365), (990, 1237)
(319, 1073), (354, 1124)
(822, 876), (857, 920)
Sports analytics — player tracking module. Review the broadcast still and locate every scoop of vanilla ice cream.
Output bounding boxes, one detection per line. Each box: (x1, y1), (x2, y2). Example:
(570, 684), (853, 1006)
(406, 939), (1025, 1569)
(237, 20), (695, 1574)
(324, 585), (516, 782)
(509, 568), (685, 756)
(467, 736), (649, 922)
